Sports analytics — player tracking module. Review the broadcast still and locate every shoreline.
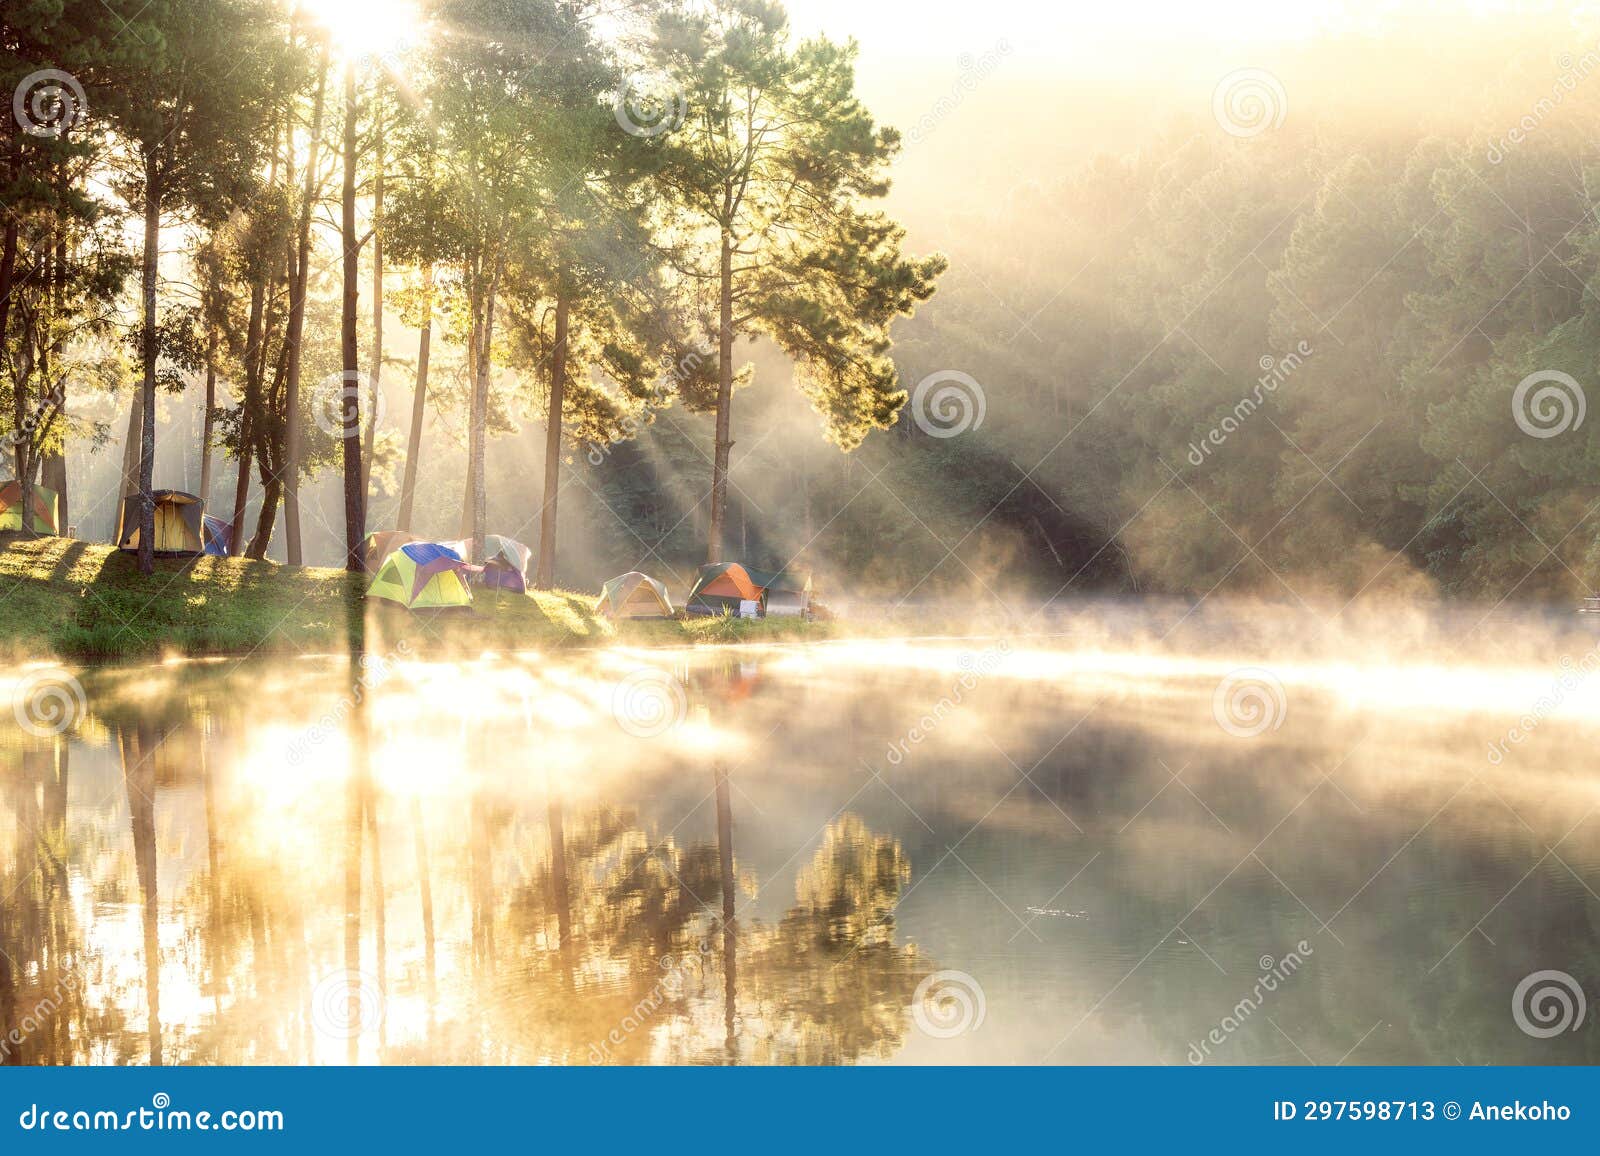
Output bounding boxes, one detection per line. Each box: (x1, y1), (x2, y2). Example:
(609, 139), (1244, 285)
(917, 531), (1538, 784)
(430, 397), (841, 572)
(0, 535), (838, 663)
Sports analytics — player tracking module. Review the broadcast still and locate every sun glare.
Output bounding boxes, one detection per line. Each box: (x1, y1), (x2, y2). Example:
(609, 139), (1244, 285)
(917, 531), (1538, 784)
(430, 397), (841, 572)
(300, 0), (421, 58)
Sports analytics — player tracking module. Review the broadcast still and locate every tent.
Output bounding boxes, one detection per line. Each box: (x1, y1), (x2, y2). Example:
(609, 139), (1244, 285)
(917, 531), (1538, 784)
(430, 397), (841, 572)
(116, 489), (204, 555)
(202, 515), (233, 557)
(744, 566), (812, 617)
(684, 562), (761, 617)
(0, 480), (59, 534)
(363, 529), (422, 574)
(480, 535), (532, 593)
(366, 542), (473, 609)
(596, 571), (674, 619)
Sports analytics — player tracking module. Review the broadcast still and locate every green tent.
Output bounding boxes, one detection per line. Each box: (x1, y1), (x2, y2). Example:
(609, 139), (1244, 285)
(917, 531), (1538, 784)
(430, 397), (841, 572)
(366, 542), (474, 609)
(0, 480), (59, 534)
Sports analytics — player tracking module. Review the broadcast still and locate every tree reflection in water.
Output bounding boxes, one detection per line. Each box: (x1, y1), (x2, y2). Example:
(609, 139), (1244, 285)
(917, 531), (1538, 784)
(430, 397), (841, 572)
(0, 654), (931, 1065)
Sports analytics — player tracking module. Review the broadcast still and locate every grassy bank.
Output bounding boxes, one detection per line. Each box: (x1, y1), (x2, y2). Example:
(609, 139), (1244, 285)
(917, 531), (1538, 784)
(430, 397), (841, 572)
(0, 534), (833, 663)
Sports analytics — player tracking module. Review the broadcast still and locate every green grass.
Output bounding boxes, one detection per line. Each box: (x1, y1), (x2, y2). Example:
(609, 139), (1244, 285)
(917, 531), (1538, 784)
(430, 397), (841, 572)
(0, 534), (834, 662)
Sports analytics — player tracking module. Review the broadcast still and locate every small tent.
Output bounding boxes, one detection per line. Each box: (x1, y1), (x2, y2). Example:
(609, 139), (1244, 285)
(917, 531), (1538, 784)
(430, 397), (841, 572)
(202, 515), (233, 557)
(366, 542), (473, 609)
(0, 480), (59, 534)
(596, 571), (674, 619)
(116, 489), (204, 555)
(480, 535), (532, 593)
(746, 566), (812, 618)
(363, 529), (422, 574)
(684, 562), (761, 617)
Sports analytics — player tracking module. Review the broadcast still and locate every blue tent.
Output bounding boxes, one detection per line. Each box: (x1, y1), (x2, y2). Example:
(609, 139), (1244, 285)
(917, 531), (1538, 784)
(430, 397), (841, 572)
(202, 515), (232, 557)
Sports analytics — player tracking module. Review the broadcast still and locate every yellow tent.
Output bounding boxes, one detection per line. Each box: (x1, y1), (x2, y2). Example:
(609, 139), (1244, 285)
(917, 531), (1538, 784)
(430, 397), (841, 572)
(367, 542), (474, 609)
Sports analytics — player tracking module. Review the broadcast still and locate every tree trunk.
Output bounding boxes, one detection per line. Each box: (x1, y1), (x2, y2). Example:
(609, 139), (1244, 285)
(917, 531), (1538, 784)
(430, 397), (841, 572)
(465, 271), (498, 564)
(340, 59), (365, 572)
(198, 331), (217, 506)
(137, 153), (161, 576)
(362, 112), (383, 504)
(284, 39), (330, 567)
(230, 276), (266, 553)
(714, 762), (737, 1056)
(2, 215), (25, 535)
(535, 293), (569, 589)
(707, 233), (735, 563)
(397, 266), (432, 532)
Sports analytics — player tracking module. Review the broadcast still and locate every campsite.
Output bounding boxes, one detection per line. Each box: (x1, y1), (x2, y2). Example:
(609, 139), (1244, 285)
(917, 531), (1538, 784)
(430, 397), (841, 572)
(7, 0), (1600, 1110)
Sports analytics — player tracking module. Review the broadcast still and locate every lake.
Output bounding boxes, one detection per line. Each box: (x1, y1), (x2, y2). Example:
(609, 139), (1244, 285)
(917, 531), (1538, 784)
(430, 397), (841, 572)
(4, 604), (1599, 1065)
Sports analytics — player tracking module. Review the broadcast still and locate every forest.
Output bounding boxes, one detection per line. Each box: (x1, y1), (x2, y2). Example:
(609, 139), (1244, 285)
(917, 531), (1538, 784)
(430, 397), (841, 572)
(7, 2), (1600, 606)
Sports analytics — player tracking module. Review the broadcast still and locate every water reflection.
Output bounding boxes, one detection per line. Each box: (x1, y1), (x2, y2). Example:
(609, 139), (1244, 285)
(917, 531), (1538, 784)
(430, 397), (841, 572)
(3, 636), (1599, 1065)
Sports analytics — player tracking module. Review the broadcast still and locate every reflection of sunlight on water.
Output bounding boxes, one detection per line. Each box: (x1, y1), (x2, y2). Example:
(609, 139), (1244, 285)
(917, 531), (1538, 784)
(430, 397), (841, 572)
(14, 619), (1600, 1067)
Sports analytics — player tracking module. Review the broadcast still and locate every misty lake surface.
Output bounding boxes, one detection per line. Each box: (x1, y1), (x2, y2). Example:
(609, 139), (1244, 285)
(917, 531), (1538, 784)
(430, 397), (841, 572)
(6, 617), (1600, 1065)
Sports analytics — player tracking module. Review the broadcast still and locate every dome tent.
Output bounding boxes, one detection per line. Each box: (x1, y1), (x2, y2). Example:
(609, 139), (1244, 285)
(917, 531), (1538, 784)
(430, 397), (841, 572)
(596, 571), (674, 619)
(366, 542), (474, 610)
(684, 562), (761, 616)
(480, 535), (532, 593)
(0, 480), (59, 534)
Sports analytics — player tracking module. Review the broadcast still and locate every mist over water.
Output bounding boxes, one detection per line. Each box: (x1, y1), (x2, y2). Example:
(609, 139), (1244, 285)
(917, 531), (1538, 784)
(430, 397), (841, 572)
(6, 607), (1598, 1065)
